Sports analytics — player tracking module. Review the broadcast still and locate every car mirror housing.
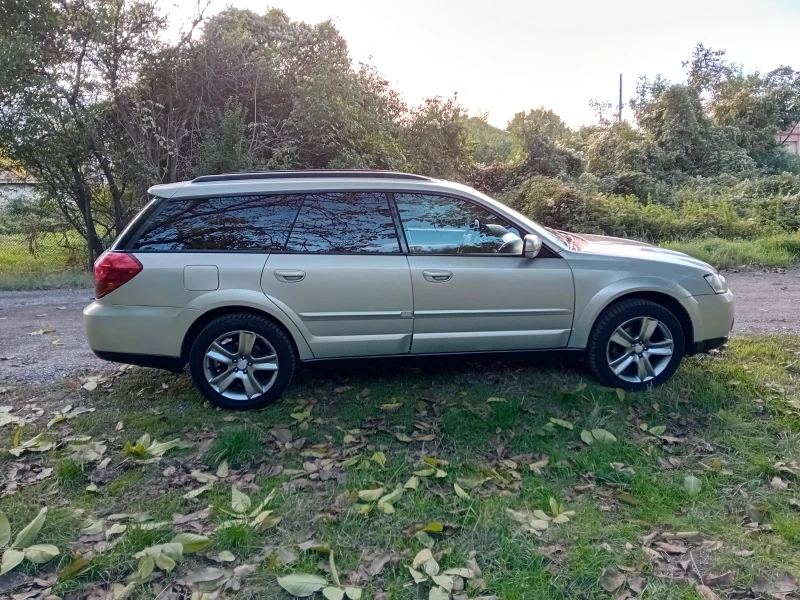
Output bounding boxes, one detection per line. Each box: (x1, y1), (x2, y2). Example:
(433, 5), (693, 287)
(523, 234), (542, 258)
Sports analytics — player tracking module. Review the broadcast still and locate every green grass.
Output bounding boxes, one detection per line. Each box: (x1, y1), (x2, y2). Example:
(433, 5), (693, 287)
(2, 335), (800, 598)
(0, 231), (91, 290)
(55, 457), (85, 488)
(665, 233), (800, 269)
(0, 232), (84, 272)
(0, 269), (91, 290)
(206, 426), (264, 469)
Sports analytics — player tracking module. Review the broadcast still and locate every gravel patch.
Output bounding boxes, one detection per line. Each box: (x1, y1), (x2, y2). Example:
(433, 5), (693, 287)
(0, 289), (115, 384)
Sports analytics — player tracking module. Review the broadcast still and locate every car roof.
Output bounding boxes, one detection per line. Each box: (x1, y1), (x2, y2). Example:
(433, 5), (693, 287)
(147, 171), (475, 200)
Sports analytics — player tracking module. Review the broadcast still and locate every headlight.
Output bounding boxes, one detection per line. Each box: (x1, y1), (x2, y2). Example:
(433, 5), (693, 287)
(704, 273), (728, 294)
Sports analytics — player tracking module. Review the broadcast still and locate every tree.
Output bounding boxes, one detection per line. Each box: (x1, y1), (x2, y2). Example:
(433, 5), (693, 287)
(683, 44), (800, 173)
(0, 0), (165, 264)
(402, 96), (473, 179)
(466, 117), (519, 165)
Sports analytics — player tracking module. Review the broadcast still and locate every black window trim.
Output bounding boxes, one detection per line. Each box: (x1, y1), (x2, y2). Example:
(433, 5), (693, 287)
(122, 188), (560, 258)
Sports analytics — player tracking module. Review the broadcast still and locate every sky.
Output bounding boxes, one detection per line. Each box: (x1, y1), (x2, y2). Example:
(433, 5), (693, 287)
(169, 0), (800, 129)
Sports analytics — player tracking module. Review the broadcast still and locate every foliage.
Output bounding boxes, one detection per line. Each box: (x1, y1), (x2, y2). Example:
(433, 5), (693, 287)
(2, 0), (800, 268)
(0, 508), (58, 575)
(466, 117), (519, 164)
(507, 175), (797, 242)
(0, 3), (472, 264)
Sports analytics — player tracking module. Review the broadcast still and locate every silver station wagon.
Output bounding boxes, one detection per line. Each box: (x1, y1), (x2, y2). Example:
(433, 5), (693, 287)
(84, 171), (734, 410)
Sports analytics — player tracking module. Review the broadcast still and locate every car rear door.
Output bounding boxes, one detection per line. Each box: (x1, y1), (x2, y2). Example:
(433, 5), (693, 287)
(261, 191), (414, 358)
(393, 192), (575, 354)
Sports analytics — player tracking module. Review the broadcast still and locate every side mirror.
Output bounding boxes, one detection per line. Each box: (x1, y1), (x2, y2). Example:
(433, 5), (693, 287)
(523, 234), (542, 259)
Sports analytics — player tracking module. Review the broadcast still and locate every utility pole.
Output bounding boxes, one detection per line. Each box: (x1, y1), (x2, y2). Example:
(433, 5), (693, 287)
(618, 73), (623, 123)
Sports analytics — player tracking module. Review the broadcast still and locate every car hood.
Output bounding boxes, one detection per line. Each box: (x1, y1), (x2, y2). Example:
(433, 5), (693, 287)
(572, 233), (715, 272)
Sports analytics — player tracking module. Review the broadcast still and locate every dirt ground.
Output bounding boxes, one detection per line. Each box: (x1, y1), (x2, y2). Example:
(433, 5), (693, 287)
(1, 268), (799, 384)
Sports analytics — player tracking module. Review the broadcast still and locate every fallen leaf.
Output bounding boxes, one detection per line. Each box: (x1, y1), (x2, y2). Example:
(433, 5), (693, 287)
(371, 452), (386, 468)
(705, 571), (733, 586)
(771, 476), (789, 491)
(453, 483), (470, 501)
(404, 476), (420, 490)
(357, 488), (385, 502)
(590, 428), (617, 443)
(752, 572), (797, 598)
(600, 567), (625, 592)
(656, 541), (687, 554)
(529, 457), (549, 475)
(695, 584), (720, 600)
(276, 573), (327, 597)
(684, 474), (703, 495)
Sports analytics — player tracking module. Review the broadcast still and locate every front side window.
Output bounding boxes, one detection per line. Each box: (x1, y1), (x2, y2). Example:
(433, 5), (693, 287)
(394, 193), (523, 255)
(132, 195), (303, 251)
(285, 192), (400, 253)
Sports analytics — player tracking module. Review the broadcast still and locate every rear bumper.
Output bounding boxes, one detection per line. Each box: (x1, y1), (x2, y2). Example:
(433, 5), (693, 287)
(84, 301), (198, 359)
(92, 350), (185, 372)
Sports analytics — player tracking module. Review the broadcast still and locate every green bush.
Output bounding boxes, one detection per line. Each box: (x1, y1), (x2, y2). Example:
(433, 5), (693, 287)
(664, 234), (800, 269)
(507, 176), (780, 242)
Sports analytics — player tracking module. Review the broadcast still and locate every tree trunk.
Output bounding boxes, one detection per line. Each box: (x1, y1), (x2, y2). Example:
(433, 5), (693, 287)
(69, 160), (104, 267)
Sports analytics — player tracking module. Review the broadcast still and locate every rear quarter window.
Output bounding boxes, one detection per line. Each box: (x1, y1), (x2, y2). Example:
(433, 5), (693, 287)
(131, 195), (303, 251)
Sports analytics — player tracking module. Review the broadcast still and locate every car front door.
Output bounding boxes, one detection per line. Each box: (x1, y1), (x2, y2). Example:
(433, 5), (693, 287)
(393, 193), (575, 354)
(261, 191), (413, 359)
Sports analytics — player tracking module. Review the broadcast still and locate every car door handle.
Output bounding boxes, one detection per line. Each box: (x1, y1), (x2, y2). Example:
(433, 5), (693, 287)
(274, 270), (306, 283)
(422, 270), (452, 283)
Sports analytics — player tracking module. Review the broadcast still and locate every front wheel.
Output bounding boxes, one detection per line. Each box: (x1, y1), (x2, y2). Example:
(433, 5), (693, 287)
(587, 299), (685, 391)
(189, 313), (297, 410)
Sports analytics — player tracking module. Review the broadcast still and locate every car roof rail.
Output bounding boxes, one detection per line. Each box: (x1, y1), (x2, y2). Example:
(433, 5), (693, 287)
(191, 170), (431, 184)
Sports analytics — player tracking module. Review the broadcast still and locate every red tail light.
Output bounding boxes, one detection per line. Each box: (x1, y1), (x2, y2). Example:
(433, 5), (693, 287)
(94, 251), (143, 299)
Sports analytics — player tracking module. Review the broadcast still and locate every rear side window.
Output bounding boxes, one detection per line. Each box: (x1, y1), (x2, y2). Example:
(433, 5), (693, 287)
(132, 195), (303, 251)
(285, 192), (400, 253)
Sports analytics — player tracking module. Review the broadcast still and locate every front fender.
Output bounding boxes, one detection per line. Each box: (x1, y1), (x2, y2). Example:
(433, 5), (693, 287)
(568, 276), (692, 349)
(183, 289), (314, 360)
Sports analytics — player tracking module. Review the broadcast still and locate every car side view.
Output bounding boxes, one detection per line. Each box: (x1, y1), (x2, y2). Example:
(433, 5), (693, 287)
(83, 171), (735, 410)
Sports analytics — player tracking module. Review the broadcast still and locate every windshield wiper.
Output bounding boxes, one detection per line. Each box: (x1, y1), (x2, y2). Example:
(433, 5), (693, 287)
(546, 228), (577, 250)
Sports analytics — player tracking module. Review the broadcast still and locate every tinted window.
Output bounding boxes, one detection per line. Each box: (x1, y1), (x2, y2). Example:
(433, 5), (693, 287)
(132, 195), (302, 251)
(395, 193), (522, 254)
(285, 192), (400, 253)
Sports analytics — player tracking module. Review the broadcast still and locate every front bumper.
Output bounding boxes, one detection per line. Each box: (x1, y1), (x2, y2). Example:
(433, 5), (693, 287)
(680, 290), (735, 355)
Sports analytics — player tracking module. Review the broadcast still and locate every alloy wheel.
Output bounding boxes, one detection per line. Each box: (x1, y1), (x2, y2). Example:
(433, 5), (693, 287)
(605, 316), (674, 383)
(203, 330), (279, 401)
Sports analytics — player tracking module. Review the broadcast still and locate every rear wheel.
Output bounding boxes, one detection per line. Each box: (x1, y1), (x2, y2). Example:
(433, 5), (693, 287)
(189, 313), (296, 410)
(587, 299), (685, 390)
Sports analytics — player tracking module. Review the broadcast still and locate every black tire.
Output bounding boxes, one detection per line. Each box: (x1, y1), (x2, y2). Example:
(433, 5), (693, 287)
(189, 313), (297, 410)
(587, 298), (685, 391)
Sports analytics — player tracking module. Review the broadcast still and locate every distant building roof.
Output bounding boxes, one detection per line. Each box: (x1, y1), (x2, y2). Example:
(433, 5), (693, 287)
(781, 123), (800, 156)
(0, 169), (35, 184)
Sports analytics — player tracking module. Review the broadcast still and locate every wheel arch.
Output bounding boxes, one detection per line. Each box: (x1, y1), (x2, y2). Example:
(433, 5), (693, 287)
(180, 305), (313, 364)
(570, 283), (695, 353)
(590, 291), (694, 354)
